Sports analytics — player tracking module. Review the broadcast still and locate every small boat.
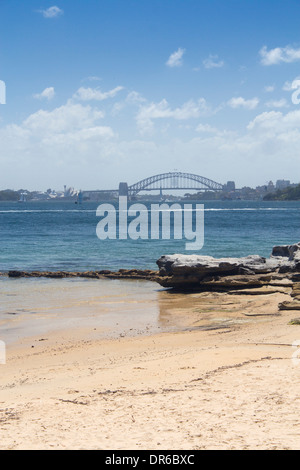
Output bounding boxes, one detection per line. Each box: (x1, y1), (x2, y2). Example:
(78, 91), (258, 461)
(18, 193), (26, 203)
(75, 191), (83, 205)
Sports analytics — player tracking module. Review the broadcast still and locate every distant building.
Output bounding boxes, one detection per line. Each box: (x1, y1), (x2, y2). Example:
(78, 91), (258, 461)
(276, 179), (290, 190)
(63, 186), (77, 197)
(267, 181), (275, 193)
(225, 181), (235, 192)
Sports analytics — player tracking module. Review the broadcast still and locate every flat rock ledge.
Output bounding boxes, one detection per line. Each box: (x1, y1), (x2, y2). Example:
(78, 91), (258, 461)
(3, 269), (160, 282)
(156, 242), (300, 309)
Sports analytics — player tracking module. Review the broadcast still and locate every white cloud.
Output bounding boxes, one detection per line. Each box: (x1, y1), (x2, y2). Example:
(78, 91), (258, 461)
(84, 76), (102, 82)
(3, 85), (300, 190)
(112, 91), (146, 115)
(203, 54), (224, 69)
(22, 101), (106, 134)
(33, 87), (55, 101)
(166, 48), (186, 67)
(265, 98), (289, 108)
(247, 111), (282, 131)
(136, 98), (210, 133)
(283, 80), (293, 92)
(260, 45), (300, 65)
(38, 6), (64, 18)
(264, 85), (275, 93)
(196, 123), (219, 133)
(196, 123), (234, 139)
(228, 96), (259, 110)
(133, 108), (300, 186)
(73, 86), (124, 101)
(197, 109), (300, 184)
(0, 100), (115, 189)
(125, 91), (146, 104)
(247, 109), (300, 132)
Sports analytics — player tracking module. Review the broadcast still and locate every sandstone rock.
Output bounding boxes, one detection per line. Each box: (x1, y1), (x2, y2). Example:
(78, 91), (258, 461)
(156, 242), (300, 290)
(290, 282), (300, 299)
(227, 286), (290, 295)
(279, 300), (300, 311)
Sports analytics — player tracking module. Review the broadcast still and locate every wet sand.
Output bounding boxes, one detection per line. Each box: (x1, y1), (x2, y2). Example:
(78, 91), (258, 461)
(0, 277), (300, 450)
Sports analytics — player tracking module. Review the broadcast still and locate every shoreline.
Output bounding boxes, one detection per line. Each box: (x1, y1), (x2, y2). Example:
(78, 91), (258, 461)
(0, 277), (163, 347)
(1, 276), (300, 449)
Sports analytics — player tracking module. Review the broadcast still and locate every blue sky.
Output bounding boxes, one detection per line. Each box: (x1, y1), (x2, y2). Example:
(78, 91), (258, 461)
(0, 0), (300, 190)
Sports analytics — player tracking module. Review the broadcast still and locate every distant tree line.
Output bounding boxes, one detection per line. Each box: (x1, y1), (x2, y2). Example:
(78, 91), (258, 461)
(0, 190), (20, 201)
(264, 183), (300, 201)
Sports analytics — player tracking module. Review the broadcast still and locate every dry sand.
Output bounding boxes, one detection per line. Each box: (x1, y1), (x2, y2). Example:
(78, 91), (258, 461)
(0, 280), (300, 450)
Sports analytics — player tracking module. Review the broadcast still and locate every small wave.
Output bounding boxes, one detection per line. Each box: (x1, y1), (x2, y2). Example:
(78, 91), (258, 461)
(0, 210), (96, 213)
(0, 207), (299, 214)
(203, 207), (299, 211)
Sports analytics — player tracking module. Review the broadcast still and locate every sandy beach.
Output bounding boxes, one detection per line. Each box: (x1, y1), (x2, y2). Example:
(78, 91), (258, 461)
(1, 277), (300, 450)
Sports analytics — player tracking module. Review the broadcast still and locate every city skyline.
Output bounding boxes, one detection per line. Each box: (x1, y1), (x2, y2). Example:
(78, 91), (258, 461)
(0, 173), (294, 200)
(1, 0), (300, 191)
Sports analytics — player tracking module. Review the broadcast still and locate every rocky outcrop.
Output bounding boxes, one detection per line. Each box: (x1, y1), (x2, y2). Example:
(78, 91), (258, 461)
(156, 242), (300, 290)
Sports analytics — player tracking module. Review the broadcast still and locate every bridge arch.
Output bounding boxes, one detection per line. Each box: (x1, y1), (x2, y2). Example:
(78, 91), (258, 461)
(128, 172), (224, 196)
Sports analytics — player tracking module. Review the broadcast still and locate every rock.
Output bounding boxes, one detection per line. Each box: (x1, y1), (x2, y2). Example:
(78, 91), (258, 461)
(7, 269), (159, 282)
(227, 286), (290, 295)
(290, 282), (300, 298)
(156, 254), (269, 276)
(279, 300), (300, 310)
(8, 270), (27, 277)
(272, 242), (300, 270)
(272, 242), (300, 260)
(78, 271), (100, 278)
(45, 272), (66, 278)
(268, 278), (294, 287)
(156, 242), (300, 290)
(202, 273), (292, 287)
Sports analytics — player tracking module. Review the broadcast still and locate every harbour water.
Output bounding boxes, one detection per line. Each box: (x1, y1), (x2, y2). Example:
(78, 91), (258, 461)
(0, 199), (300, 272)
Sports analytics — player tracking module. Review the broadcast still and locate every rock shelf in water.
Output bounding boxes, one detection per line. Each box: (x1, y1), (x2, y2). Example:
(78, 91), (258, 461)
(4, 269), (159, 282)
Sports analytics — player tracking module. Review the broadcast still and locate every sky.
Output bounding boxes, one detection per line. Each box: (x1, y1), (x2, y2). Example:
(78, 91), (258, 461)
(0, 0), (300, 191)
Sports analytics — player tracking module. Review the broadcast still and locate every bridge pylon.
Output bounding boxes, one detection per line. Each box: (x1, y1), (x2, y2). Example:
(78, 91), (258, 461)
(119, 182), (128, 197)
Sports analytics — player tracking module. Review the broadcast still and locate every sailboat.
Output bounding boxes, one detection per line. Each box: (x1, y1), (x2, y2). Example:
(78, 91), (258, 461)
(18, 193), (26, 203)
(75, 190), (83, 205)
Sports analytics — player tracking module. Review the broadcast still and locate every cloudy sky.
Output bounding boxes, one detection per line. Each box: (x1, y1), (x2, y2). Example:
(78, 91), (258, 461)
(0, 0), (300, 191)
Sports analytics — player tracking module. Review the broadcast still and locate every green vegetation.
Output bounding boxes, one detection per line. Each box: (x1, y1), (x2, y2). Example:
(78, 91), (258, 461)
(289, 318), (300, 325)
(264, 184), (300, 201)
(0, 190), (20, 201)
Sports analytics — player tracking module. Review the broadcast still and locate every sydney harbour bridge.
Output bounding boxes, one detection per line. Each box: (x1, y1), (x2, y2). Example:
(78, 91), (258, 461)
(82, 171), (226, 200)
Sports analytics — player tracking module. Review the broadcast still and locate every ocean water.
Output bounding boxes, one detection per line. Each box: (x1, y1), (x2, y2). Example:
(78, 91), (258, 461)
(0, 199), (300, 272)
